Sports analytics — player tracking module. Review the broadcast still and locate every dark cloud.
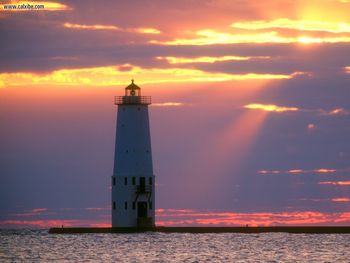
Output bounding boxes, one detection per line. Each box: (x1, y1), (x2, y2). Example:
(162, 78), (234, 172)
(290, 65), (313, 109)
(1, 0), (348, 75)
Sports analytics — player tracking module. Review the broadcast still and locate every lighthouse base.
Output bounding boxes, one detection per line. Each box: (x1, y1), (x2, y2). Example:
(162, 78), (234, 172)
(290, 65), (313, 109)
(137, 217), (154, 228)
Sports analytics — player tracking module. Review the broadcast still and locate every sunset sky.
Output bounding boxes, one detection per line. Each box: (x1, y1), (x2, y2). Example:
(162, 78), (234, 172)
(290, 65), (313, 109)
(1, 0), (350, 228)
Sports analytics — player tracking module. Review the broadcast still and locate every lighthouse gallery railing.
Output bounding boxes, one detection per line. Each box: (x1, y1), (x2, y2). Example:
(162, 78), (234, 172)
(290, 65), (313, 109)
(115, 96), (151, 105)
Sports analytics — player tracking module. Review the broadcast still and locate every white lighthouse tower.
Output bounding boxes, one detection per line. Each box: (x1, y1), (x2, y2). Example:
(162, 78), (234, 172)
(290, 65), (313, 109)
(112, 80), (155, 228)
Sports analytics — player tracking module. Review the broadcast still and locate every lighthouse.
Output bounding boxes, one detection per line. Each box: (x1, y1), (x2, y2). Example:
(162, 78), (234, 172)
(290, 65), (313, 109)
(112, 80), (155, 228)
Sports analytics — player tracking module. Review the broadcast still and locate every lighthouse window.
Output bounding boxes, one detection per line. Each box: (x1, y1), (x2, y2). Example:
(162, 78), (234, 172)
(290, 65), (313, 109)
(132, 202), (136, 210)
(149, 177), (152, 185)
(113, 202), (116, 210)
(124, 202), (128, 210)
(112, 177), (116, 186)
(149, 202), (153, 210)
(124, 177), (127, 185)
(132, 177), (136, 185)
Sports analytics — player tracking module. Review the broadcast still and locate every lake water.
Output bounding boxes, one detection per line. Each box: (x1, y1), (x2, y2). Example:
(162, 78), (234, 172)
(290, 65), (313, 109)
(1, 230), (350, 262)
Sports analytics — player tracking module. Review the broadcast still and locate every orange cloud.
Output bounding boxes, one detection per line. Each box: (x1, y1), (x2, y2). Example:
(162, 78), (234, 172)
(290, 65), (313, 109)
(1, 1), (70, 11)
(161, 209), (196, 213)
(244, 103), (299, 112)
(12, 208), (49, 217)
(151, 30), (291, 45)
(319, 181), (350, 186)
(288, 169), (304, 173)
(156, 56), (270, 64)
(232, 19), (350, 33)
(243, 105), (349, 117)
(332, 198), (350, 202)
(63, 23), (120, 31)
(152, 102), (185, 107)
(322, 108), (350, 116)
(63, 23), (160, 34)
(0, 64), (297, 88)
(0, 219), (110, 228)
(259, 168), (343, 175)
(307, 123), (317, 131)
(31, 208), (47, 213)
(85, 207), (110, 211)
(156, 209), (350, 226)
(132, 27), (160, 34)
(152, 29), (350, 45)
(315, 168), (337, 173)
(260, 170), (281, 174)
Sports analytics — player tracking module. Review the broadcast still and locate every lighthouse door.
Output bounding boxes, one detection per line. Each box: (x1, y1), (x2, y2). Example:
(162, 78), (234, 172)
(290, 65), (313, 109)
(137, 202), (148, 218)
(139, 177), (146, 192)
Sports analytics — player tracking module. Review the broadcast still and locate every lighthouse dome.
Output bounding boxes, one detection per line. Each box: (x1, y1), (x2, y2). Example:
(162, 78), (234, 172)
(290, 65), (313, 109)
(125, 79), (140, 90)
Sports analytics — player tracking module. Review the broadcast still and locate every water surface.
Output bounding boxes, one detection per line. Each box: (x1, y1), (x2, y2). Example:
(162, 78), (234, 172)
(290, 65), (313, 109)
(1, 230), (349, 262)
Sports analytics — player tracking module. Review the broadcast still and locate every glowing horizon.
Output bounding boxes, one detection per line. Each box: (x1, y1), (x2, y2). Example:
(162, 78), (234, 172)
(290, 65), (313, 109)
(1, 208), (350, 228)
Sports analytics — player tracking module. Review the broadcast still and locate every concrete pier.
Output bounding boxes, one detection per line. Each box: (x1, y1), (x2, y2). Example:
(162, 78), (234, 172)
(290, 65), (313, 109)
(49, 226), (350, 234)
